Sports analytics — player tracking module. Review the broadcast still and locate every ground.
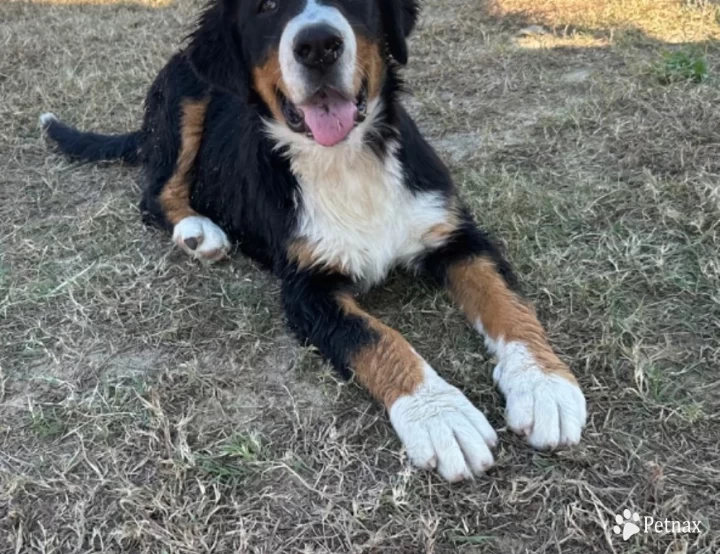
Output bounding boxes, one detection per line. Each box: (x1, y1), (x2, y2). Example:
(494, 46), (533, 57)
(1, 0), (719, 552)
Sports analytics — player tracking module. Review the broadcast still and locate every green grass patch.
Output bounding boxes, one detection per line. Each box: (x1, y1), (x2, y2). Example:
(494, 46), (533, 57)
(29, 409), (68, 439)
(195, 433), (269, 483)
(653, 49), (709, 84)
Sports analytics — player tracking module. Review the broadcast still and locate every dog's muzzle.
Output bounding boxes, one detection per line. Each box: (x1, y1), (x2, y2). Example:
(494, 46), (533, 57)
(279, 2), (363, 147)
(293, 23), (345, 72)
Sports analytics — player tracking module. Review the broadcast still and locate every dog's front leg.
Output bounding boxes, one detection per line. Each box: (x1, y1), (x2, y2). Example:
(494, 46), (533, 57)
(281, 269), (497, 482)
(423, 222), (587, 450)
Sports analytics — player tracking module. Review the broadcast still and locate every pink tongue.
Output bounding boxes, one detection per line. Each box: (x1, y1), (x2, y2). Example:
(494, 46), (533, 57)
(299, 89), (357, 147)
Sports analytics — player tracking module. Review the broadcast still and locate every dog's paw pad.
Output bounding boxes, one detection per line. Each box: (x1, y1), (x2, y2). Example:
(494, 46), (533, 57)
(173, 216), (230, 262)
(183, 236), (199, 251)
(389, 364), (497, 482)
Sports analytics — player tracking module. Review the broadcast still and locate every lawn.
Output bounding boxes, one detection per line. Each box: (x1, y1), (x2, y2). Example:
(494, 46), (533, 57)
(1, 0), (719, 552)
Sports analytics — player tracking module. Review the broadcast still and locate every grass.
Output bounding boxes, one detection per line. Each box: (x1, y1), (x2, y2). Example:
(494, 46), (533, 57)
(653, 48), (709, 83)
(1, 0), (719, 552)
(493, 0), (720, 42)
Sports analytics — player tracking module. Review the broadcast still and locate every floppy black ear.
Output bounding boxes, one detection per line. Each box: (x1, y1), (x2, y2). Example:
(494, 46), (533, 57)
(185, 0), (249, 97)
(379, 0), (419, 65)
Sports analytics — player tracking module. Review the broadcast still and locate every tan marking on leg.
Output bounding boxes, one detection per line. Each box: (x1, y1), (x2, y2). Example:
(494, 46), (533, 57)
(287, 239), (343, 274)
(448, 257), (576, 382)
(159, 99), (208, 226)
(422, 205), (461, 248)
(337, 294), (424, 407)
(252, 50), (287, 122)
(355, 37), (383, 101)
(423, 223), (456, 248)
(287, 240), (316, 270)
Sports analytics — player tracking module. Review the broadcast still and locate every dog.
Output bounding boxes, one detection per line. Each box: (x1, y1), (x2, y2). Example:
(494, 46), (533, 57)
(40, 0), (587, 482)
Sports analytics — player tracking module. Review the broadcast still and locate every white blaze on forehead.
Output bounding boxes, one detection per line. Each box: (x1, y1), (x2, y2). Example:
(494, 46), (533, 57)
(279, 0), (357, 103)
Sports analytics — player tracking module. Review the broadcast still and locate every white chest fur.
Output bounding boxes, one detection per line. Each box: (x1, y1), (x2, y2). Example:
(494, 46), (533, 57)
(267, 116), (450, 285)
(296, 144), (447, 284)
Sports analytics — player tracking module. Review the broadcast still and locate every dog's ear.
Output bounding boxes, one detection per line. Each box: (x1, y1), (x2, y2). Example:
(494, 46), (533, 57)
(186, 0), (249, 97)
(378, 0), (419, 65)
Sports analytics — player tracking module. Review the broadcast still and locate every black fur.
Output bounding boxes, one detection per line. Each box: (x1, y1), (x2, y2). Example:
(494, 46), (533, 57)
(281, 269), (379, 380)
(185, 0), (249, 97)
(42, 0), (515, 382)
(378, 0), (418, 64)
(419, 207), (520, 292)
(43, 118), (141, 164)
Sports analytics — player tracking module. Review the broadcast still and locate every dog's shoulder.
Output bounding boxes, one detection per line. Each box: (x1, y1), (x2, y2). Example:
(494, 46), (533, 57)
(394, 104), (455, 198)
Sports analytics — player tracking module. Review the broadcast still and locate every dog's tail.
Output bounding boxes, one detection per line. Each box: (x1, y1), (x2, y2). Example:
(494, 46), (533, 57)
(39, 113), (142, 165)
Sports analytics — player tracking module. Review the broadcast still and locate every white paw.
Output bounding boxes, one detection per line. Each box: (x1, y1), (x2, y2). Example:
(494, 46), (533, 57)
(389, 364), (497, 482)
(492, 341), (586, 450)
(172, 216), (230, 262)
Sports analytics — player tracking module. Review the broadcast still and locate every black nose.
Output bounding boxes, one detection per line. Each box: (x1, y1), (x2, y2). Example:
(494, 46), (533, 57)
(293, 24), (344, 70)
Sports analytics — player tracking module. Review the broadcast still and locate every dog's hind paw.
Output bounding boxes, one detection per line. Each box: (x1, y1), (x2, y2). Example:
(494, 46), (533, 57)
(173, 215), (230, 262)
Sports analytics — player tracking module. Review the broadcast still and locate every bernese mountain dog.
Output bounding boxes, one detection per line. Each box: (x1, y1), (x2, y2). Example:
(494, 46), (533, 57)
(40, 0), (586, 482)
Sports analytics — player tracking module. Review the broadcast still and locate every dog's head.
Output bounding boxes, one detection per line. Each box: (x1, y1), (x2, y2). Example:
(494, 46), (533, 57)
(187, 0), (418, 147)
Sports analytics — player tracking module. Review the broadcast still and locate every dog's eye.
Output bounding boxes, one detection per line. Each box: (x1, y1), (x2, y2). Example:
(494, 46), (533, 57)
(258, 0), (278, 13)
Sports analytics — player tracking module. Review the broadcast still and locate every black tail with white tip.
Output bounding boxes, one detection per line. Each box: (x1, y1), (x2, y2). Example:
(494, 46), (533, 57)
(40, 113), (142, 165)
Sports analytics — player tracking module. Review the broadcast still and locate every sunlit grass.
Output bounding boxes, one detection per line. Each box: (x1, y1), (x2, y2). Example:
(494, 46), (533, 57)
(12, 0), (172, 6)
(493, 0), (720, 43)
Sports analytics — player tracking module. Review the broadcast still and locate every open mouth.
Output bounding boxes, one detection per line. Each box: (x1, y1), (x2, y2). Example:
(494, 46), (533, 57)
(280, 81), (368, 147)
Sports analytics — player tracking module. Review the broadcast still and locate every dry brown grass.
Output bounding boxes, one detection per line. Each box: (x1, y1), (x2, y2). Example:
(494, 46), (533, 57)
(493, 0), (720, 43)
(1, 0), (719, 552)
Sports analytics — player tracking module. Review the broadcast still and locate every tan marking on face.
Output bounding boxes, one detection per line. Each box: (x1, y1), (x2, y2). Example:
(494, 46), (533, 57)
(159, 99), (207, 226)
(355, 36), (383, 101)
(252, 50), (288, 122)
(448, 257), (576, 382)
(338, 294), (424, 407)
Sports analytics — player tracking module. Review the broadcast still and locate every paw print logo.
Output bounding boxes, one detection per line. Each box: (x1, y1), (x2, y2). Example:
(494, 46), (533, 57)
(613, 510), (641, 541)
